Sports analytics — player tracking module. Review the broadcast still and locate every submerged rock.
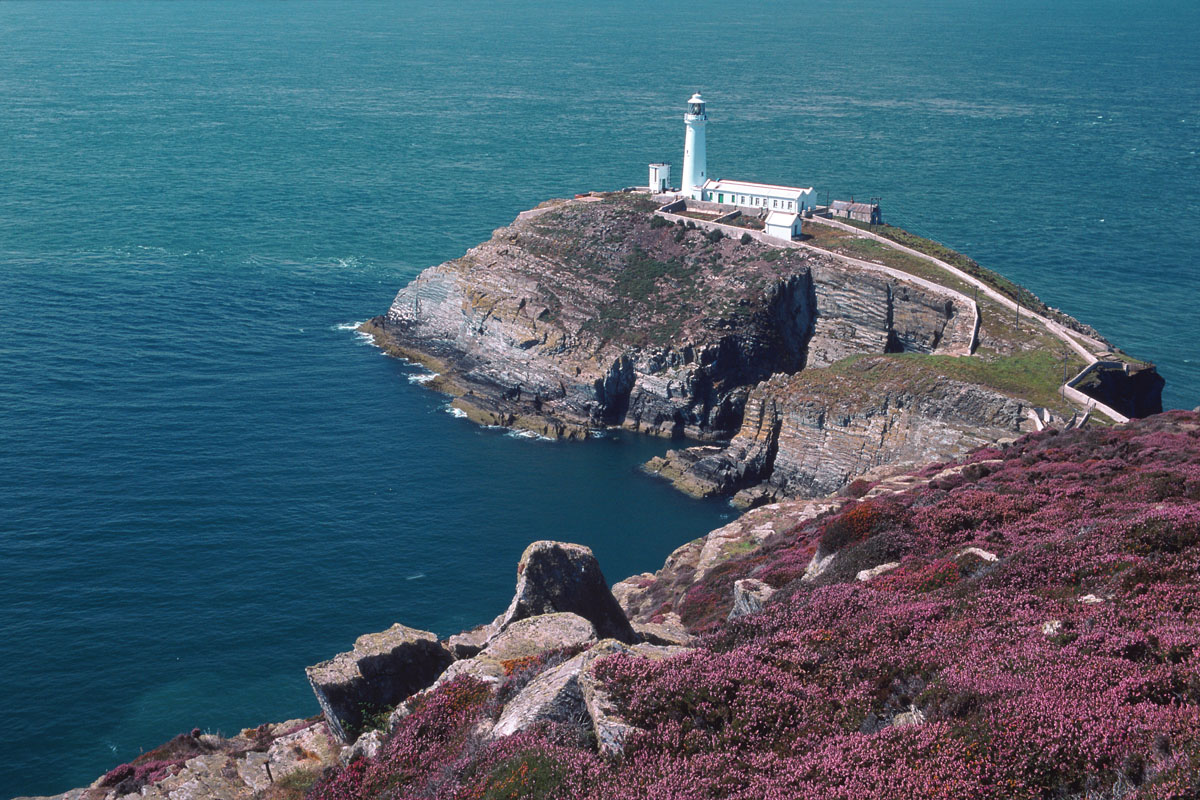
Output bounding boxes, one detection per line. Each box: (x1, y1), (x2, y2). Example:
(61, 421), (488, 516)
(306, 623), (454, 743)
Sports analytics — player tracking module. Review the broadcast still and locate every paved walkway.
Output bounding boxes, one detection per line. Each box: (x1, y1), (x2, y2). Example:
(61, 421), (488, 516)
(807, 217), (1129, 423)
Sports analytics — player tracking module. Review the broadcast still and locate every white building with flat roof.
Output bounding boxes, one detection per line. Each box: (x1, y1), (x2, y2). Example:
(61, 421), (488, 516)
(698, 178), (817, 216)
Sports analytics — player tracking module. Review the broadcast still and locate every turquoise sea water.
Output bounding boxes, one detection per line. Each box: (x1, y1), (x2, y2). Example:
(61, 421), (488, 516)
(1, 1), (1197, 795)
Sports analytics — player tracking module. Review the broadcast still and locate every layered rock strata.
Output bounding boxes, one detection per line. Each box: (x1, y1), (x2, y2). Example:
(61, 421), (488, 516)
(646, 355), (1028, 506)
(366, 194), (974, 445)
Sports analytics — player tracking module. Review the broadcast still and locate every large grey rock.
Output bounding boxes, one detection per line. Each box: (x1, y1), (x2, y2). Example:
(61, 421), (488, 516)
(446, 623), (494, 659)
(341, 729), (385, 765)
(632, 613), (694, 647)
(488, 638), (690, 754)
(306, 623), (454, 743)
(498, 541), (636, 643)
(728, 578), (776, 620)
(484, 612), (597, 661)
(492, 653), (590, 738)
(393, 612), (599, 732)
(856, 561), (900, 582)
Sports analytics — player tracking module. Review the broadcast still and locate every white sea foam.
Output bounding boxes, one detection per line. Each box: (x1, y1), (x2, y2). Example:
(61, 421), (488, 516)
(333, 320), (376, 346)
(407, 371), (438, 384)
(406, 573), (425, 581)
(446, 406), (468, 418)
(507, 429), (555, 442)
(589, 429), (608, 439)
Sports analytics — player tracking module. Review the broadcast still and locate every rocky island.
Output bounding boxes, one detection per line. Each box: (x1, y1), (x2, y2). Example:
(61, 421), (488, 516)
(29, 195), (1189, 800)
(362, 191), (1161, 506)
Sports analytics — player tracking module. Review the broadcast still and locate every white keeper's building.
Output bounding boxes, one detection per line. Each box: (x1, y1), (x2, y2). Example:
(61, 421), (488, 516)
(650, 93), (816, 240)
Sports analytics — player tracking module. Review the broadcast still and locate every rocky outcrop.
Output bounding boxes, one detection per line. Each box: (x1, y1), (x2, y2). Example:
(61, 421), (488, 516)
(30, 720), (342, 800)
(647, 356), (1029, 505)
(612, 496), (843, 624)
(491, 649), (594, 738)
(498, 540), (636, 643)
(305, 623), (454, 743)
(366, 194), (974, 443)
(491, 638), (690, 755)
(487, 612), (597, 661)
(728, 578), (775, 619)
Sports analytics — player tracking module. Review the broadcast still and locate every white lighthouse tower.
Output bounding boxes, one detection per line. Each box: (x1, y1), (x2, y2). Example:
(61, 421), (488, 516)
(681, 92), (708, 199)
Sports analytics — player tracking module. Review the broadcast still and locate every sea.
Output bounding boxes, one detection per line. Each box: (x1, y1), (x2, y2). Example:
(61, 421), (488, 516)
(1, 0), (1197, 795)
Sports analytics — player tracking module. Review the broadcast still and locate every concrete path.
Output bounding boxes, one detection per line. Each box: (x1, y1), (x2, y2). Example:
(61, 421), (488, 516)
(807, 217), (1129, 423)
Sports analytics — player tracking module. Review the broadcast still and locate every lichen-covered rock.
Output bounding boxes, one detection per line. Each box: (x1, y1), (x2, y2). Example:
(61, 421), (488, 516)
(498, 541), (636, 643)
(856, 561), (901, 582)
(340, 729), (385, 765)
(306, 623), (454, 743)
(445, 623), (494, 659)
(577, 641), (690, 755)
(484, 611), (597, 661)
(728, 578), (775, 620)
(632, 613), (694, 647)
(491, 653), (589, 738)
(613, 497), (841, 626)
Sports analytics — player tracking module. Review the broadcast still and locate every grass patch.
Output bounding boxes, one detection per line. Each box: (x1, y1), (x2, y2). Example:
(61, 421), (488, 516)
(826, 350), (1083, 412)
(834, 218), (1044, 311)
(481, 752), (569, 800)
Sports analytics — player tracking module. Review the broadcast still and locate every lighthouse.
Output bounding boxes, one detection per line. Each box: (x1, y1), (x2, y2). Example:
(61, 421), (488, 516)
(681, 92), (707, 199)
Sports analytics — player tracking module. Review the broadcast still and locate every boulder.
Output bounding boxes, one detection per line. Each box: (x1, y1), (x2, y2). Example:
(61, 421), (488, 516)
(392, 612), (600, 731)
(484, 612), (597, 662)
(578, 641), (689, 756)
(802, 550), (836, 582)
(856, 561), (901, 582)
(492, 653), (589, 738)
(892, 707), (926, 728)
(957, 547), (998, 563)
(446, 623), (494, 659)
(729, 578), (776, 620)
(341, 729), (385, 765)
(489, 638), (690, 754)
(498, 541), (636, 643)
(306, 623), (454, 743)
(632, 613), (694, 647)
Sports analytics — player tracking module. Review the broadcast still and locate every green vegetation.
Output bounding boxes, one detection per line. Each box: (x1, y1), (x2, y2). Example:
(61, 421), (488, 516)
(835, 217), (1046, 312)
(825, 349), (1085, 412)
(261, 769), (321, 800)
(481, 752), (569, 800)
(613, 246), (694, 300)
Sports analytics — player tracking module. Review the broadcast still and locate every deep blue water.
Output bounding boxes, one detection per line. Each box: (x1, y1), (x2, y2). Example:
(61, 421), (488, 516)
(1, 0), (1197, 795)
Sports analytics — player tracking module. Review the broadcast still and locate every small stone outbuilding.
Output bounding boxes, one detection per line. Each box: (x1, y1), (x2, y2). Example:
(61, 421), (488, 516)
(830, 200), (882, 224)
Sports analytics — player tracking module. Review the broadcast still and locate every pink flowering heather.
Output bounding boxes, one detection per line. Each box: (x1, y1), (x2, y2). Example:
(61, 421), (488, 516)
(308, 411), (1200, 799)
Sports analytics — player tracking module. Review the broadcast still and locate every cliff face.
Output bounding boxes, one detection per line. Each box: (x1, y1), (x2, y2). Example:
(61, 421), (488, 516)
(369, 194), (973, 443)
(647, 355), (1027, 506)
